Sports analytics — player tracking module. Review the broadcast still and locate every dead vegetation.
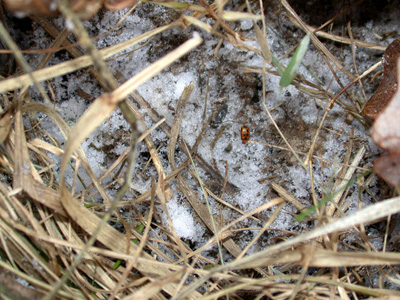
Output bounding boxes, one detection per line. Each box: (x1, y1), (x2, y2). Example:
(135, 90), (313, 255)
(0, 0), (400, 299)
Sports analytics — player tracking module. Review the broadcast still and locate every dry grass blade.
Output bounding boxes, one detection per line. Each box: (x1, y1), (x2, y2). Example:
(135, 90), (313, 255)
(60, 187), (202, 298)
(253, 19), (273, 65)
(304, 61), (381, 165)
(123, 98), (172, 200)
(51, 33), (202, 299)
(237, 245), (400, 268)
(0, 206), (79, 298)
(0, 105), (14, 144)
(326, 146), (365, 216)
(0, 22), (50, 103)
(166, 82), (269, 277)
(237, 196), (400, 267)
(12, 100), (40, 197)
(60, 34), (202, 177)
(183, 15), (224, 39)
(271, 182), (306, 212)
(221, 11), (262, 21)
(1, 0), (399, 298)
(281, 0), (356, 81)
(0, 22), (180, 93)
(9, 100), (67, 216)
(124, 269), (186, 300)
(167, 82), (224, 235)
(291, 19), (386, 51)
(178, 196), (400, 297)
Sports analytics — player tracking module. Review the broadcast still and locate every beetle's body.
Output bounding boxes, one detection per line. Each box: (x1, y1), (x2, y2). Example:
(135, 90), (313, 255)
(240, 126), (250, 143)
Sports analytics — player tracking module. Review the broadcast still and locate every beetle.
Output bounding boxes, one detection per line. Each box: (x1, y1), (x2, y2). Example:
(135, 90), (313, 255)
(240, 125), (250, 143)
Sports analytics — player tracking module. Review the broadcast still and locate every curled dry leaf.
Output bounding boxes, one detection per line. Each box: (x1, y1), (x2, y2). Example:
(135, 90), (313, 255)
(370, 50), (400, 187)
(374, 154), (400, 187)
(3, 0), (137, 19)
(363, 39), (400, 119)
(372, 83), (400, 154)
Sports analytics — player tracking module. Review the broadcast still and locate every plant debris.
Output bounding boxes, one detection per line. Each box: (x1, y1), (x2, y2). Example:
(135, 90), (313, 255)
(0, 0), (400, 299)
(363, 39), (400, 119)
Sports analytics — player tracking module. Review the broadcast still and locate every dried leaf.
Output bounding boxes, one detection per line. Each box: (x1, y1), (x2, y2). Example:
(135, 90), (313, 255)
(363, 39), (400, 186)
(374, 154), (400, 187)
(3, 0), (137, 19)
(372, 87), (400, 153)
(371, 54), (400, 187)
(363, 39), (400, 119)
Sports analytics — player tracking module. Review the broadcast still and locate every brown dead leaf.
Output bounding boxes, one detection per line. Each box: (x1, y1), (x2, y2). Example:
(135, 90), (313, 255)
(363, 39), (400, 119)
(372, 85), (400, 153)
(374, 154), (400, 187)
(3, 0), (137, 19)
(371, 54), (400, 187)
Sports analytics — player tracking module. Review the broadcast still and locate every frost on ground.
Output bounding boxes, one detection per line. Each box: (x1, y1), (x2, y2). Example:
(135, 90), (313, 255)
(15, 1), (400, 258)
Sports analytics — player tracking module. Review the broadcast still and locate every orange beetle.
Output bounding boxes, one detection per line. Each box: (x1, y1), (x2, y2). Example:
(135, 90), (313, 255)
(240, 125), (250, 143)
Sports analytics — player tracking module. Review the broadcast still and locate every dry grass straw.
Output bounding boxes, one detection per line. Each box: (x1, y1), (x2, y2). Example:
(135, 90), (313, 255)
(0, 0), (399, 299)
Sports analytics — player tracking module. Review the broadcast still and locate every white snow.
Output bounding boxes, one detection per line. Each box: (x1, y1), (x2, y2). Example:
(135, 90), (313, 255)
(165, 197), (205, 242)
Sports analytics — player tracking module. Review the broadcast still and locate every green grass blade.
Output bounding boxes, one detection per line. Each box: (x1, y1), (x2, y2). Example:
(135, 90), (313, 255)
(279, 34), (310, 89)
